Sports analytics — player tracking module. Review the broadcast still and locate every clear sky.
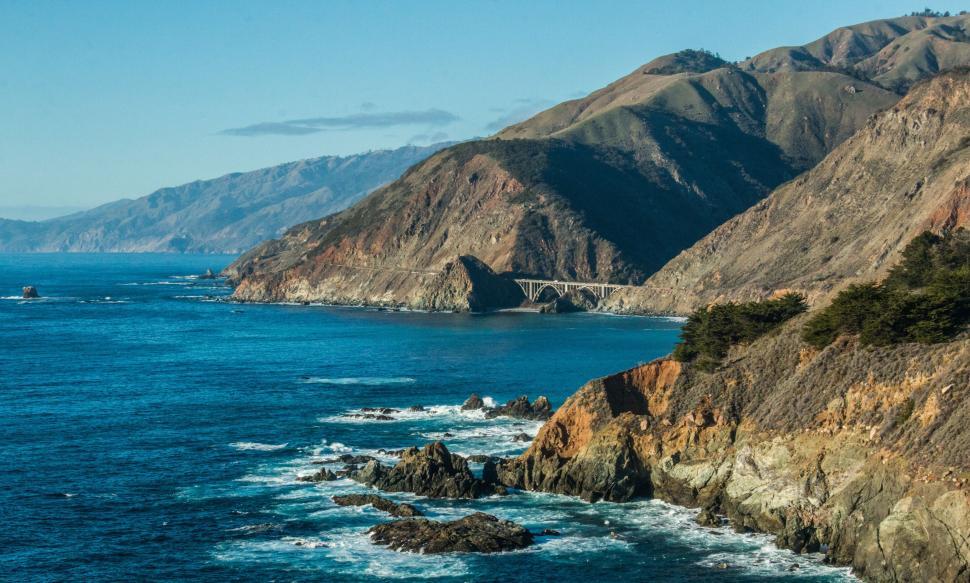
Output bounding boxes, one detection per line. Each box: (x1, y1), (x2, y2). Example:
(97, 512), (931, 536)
(0, 0), (964, 210)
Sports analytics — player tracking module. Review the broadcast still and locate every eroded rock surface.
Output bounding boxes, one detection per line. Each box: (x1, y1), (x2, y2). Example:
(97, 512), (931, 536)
(368, 512), (533, 553)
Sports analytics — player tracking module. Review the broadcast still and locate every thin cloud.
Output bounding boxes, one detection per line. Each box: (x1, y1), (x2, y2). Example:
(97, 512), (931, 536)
(408, 131), (450, 145)
(221, 108), (460, 137)
(484, 98), (554, 132)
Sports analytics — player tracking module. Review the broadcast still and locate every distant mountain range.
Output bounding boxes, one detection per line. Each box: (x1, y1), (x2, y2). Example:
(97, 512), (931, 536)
(0, 142), (450, 253)
(226, 13), (970, 309)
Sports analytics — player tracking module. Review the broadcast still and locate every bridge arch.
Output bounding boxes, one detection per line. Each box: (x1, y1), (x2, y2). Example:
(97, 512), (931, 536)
(532, 283), (564, 303)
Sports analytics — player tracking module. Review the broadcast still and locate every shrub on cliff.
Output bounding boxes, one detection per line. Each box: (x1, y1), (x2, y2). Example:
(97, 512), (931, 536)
(803, 229), (970, 348)
(673, 293), (807, 371)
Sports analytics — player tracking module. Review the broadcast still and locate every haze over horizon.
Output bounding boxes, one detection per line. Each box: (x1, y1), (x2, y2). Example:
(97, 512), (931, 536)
(1, 0), (965, 213)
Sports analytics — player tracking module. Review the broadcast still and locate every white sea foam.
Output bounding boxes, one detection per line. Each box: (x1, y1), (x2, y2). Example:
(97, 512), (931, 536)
(213, 528), (470, 578)
(230, 442), (289, 452)
(300, 376), (416, 386)
(319, 402), (497, 424)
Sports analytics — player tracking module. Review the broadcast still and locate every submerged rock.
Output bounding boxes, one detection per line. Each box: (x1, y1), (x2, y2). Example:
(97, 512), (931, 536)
(350, 442), (500, 498)
(331, 494), (422, 517)
(342, 413), (395, 421)
(484, 395), (553, 420)
(368, 512), (533, 553)
(22, 286), (40, 299)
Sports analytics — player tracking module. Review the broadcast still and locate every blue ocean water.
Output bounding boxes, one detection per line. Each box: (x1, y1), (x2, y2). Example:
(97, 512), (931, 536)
(0, 254), (855, 581)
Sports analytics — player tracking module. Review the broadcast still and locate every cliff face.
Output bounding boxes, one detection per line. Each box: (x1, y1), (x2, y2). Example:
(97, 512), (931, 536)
(499, 319), (970, 581)
(606, 70), (970, 315)
(0, 143), (449, 254)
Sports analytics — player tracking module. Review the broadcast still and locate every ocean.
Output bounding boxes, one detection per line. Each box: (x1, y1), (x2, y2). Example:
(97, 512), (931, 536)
(0, 254), (855, 581)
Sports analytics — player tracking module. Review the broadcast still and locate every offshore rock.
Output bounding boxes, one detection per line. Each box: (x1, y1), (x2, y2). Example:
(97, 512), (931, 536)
(368, 512), (533, 553)
(351, 442), (498, 499)
(22, 286), (39, 299)
(462, 394), (485, 410)
(297, 468), (337, 482)
(485, 395), (553, 421)
(498, 318), (970, 582)
(331, 494), (422, 517)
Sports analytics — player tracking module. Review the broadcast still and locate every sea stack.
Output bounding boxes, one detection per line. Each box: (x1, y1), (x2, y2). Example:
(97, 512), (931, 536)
(22, 286), (40, 299)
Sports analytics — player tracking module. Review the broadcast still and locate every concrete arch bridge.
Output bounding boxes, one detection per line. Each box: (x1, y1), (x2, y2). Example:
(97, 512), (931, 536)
(513, 278), (630, 303)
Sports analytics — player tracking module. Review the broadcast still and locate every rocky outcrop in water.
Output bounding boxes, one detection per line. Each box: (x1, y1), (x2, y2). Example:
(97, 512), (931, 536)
(368, 512), (534, 553)
(351, 442), (502, 499)
(483, 395), (553, 421)
(498, 319), (970, 581)
(462, 394), (485, 411)
(331, 494), (422, 517)
(21, 286), (39, 299)
(297, 468), (337, 483)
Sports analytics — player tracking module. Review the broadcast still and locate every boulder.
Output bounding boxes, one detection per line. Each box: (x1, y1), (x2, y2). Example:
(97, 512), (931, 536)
(22, 286), (39, 299)
(350, 442), (499, 499)
(331, 494), (422, 517)
(368, 512), (534, 553)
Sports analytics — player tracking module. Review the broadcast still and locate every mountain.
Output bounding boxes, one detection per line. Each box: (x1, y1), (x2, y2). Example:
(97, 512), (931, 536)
(227, 14), (969, 309)
(0, 143), (450, 254)
(605, 69), (970, 315)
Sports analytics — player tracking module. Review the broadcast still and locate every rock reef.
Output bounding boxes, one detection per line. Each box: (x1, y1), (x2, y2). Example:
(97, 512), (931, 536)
(462, 394), (553, 421)
(351, 442), (503, 499)
(331, 494), (422, 517)
(368, 512), (533, 553)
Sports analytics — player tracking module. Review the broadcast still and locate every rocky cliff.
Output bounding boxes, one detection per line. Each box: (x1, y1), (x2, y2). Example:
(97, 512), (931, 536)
(499, 318), (970, 581)
(0, 143), (449, 253)
(606, 69), (970, 315)
(227, 15), (970, 308)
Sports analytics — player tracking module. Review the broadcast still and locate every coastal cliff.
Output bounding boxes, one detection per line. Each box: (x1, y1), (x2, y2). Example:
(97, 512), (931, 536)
(499, 318), (969, 581)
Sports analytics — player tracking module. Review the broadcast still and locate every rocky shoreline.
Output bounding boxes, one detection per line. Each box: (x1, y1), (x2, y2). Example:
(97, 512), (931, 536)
(324, 321), (967, 581)
(496, 321), (969, 581)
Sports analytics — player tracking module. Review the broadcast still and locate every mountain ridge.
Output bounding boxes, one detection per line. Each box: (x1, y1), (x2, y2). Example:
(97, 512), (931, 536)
(0, 142), (451, 254)
(227, 14), (970, 309)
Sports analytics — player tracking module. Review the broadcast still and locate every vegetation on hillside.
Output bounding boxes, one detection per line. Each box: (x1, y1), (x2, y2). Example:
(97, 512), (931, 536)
(673, 293), (807, 371)
(803, 230), (970, 348)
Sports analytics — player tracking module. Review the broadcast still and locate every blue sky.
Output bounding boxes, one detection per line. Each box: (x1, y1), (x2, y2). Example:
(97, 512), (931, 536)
(0, 0), (963, 210)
